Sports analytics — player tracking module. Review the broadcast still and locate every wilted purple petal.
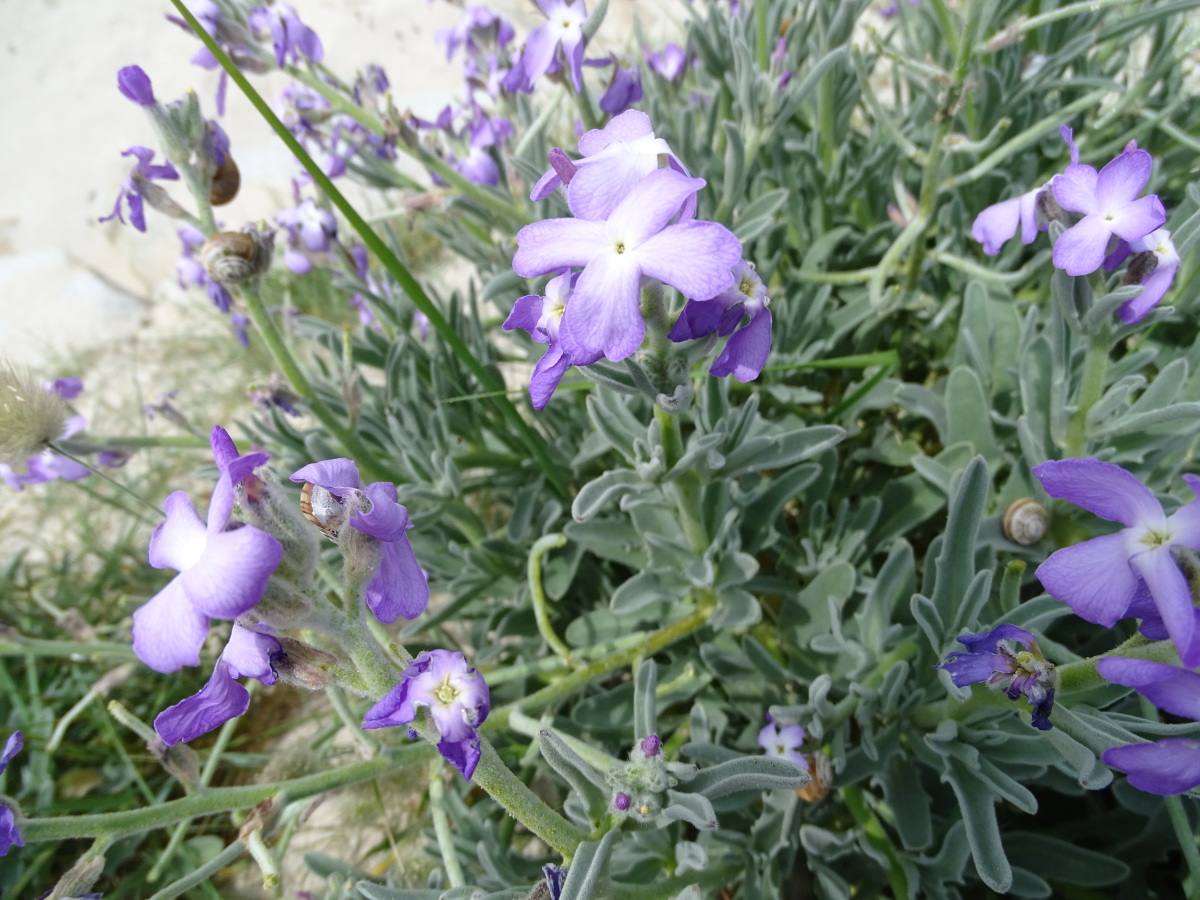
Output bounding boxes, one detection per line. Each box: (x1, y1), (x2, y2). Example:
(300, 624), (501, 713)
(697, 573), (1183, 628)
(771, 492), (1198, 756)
(1096, 657), (1200, 720)
(154, 660), (251, 745)
(1103, 739), (1200, 795)
(352, 481), (412, 542)
(711, 307), (772, 382)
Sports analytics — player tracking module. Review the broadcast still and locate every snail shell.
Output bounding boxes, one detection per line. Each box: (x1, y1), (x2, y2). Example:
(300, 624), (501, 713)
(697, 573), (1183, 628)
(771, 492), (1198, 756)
(199, 227), (272, 284)
(796, 752), (832, 803)
(210, 155), (240, 206)
(299, 480), (345, 542)
(1003, 497), (1048, 546)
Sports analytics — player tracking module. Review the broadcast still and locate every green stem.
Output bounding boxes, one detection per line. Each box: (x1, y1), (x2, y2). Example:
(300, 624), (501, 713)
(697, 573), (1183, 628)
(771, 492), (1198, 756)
(429, 760), (467, 887)
(239, 281), (388, 482)
(1056, 638), (1177, 697)
(49, 443), (163, 517)
(0, 638), (139, 661)
(170, 0), (567, 501)
(529, 534), (573, 662)
(611, 862), (742, 899)
(1064, 323), (1112, 458)
(977, 0), (1140, 52)
(470, 739), (585, 857)
(1165, 793), (1200, 890)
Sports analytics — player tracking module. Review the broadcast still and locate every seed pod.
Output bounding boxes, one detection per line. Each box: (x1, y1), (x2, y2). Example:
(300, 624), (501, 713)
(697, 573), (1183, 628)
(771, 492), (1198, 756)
(1003, 497), (1048, 546)
(210, 155), (240, 206)
(199, 225), (273, 284)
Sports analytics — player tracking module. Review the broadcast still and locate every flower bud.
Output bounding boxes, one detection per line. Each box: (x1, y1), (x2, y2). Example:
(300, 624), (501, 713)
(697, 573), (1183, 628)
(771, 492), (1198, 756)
(117, 65), (155, 106)
(640, 735), (661, 757)
(0, 360), (71, 469)
(613, 791), (631, 811)
(200, 225), (274, 284)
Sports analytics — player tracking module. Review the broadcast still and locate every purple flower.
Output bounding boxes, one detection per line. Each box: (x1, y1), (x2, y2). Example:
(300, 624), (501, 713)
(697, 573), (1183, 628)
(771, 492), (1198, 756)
(438, 5), (515, 61)
(503, 0), (587, 94)
(276, 199), (338, 274)
(599, 58), (643, 115)
(153, 624), (283, 745)
(757, 716), (809, 769)
(362, 649), (490, 780)
(248, 4), (324, 68)
(132, 435), (283, 673)
(613, 791), (632, 810)
(1051, 147), (1166, 276)
(45, 377), (83, 400)
(503, 271), (599, 409)
(117, 65), (156, 106)
(1102, 739), (1200, 795)
(99, 147), (180, 233)
(646, 44), (686, 81)
(1097, 656), (1200, 720)
(514, 168), (741, 362)
(1034, 459), (1200, 666)
(1105, 229), (1181, 324)
(230, 313), (251, 348)
(669, 260), (772, 382)
(543, 864), (568, 900)
(936, 624), (1055, 730)
(288, 459), (429, 623)
(0, 731), (23, 857)
(530, 110), (693, 221)
(640, 734), (662, 756)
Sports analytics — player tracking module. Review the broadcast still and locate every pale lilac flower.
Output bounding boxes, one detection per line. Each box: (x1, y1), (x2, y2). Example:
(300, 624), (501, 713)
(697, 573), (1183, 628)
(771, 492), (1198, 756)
(530, 110), (693, 221)
(669, 261), (772, 382)
(757, 715), (809, 769)
(0, 731), (23, 857)
(117, 65), (155, 106)
(289, 459), (429, 623)
(1034, 459), (1200, 666)
(503, 270), (599, 408)
(1103, 739), (1200, 795)
(167, 0), (235, 114)
(504, 0), (587, 94)
(276, 199), (338, 274)
(514, 168), (741, 361)
(154, 625), (283, 745)
(99, 147), (180, 233)
(249, 4), (324, 68)
(45, 377), (83, 400)
(363, 649), (490, 780)
(599, 58), (643, 115)
(230, 312), (251, 348)
(936, 624), (1055, 730)
(646, 44), (686, 81)
(1051, 147), (1166, 276)
(132, 434), (283, 673)
(1103, 229), (1181, 324)
(438, 5), (515, 61)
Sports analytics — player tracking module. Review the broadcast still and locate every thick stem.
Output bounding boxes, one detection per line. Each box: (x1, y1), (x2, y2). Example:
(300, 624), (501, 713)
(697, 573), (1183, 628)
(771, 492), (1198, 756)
(654, 408), (710, 556)
(1064, 323), (1112, 458)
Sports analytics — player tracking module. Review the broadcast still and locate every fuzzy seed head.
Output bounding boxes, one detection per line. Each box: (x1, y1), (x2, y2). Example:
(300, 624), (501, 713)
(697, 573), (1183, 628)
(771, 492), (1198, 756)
(0, 361), (70, 469)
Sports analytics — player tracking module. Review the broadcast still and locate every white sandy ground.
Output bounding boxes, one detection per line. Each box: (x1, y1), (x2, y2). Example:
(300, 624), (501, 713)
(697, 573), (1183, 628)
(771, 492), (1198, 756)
(0, 1), (674, 895)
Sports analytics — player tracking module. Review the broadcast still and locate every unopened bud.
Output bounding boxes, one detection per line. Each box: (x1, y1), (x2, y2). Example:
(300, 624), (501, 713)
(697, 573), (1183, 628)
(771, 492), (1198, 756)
(149, 736), (201, 788)
(640, 735), (661, 757)
(613, 791), (631, 811)
(45, 851), (106, 900)
(274, 637), (337, 689)
(133, 177), (187, 219)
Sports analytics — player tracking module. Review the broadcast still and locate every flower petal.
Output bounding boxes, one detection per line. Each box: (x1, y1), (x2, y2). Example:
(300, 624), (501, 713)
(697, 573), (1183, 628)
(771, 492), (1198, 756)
(0, 806), (24, 856)
(514, 218), (609, 277)
(1103, 739), (1200, 795)
(1131, 546), (1199, 666)
(1095, 148), (1152, 207)
(711, 308), (772, 382)
(290, 458), (360, 492)
(1051, 164), (1100, 215)
(577, 109), (652, 155)
(558, 252), (644, 361)
(1052, 214), (1114, 276)
(148, 491), (208, 571)
(179, 526), (282, 619)
(364, 536), (429, 623)
(1032, 458), (1164, 528)
(1096, 657), (1200, 720)
(637, 221), (741, 301)
(1109, 195), (1167, 243)
(529, 344), (572, 410)
(352, 482), (412, 542)
(1035, 533), (1138, 626)
(153, 661), (251, 745)
(132, 578), (210, 673)
(607, 169), (706, 247)
(221, 624), (283, 684)
(971, 195), (1023, 256)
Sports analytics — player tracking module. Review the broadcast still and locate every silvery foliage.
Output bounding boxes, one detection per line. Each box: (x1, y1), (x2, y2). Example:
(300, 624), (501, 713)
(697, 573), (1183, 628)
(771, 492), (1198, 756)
(253, 0), (1200, 895)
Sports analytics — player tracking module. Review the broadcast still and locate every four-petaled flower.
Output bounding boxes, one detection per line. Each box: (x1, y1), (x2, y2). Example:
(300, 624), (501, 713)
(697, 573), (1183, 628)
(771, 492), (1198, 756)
(936, 624), (1056, 730)
(363, 649), (491, 780)
(503, 0), (587, 94)
(154, 625), (284, 745)
(669, 260), (772, 382)
(0, 731), (23, 857)
(1103, 228), (1181, 324)
(276, 199), (338, 274)
(514, 168), (741, 362)
(248, 3), (324, 68)
(99, 146), (180, 233)
(757, 715), (809, 769)
(1034, 459), (1200, 666)
(132, 431), (282, 673)
(289, 458), (429, 623)
(1051, 145), (1166, 276)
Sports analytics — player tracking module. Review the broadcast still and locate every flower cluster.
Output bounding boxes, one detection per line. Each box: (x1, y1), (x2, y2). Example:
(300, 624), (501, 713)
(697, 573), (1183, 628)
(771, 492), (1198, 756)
(972, 127), (1176, 323)
(512, 109), (768, 407)
(936, 625), (1056, 730)
(757, 714), (809, 769)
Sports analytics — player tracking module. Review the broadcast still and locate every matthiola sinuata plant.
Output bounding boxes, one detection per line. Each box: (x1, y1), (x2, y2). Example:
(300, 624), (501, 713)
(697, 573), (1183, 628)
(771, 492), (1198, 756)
(9, 1), (1200, 898)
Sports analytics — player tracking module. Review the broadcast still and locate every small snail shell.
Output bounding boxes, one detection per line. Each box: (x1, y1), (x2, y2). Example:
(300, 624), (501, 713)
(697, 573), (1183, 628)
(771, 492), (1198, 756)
(796, 752), (832, 803)
(1003, 498), (1048, 546)
(210, 155), (240, 206)
(199, 226), (273, 284)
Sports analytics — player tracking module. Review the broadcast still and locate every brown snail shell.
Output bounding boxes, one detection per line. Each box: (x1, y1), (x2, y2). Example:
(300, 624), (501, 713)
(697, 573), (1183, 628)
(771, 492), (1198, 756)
(1002, 497), (1048, 546)
(199, 226), (272, 284)
(299, 480), (345, 542)
(796, 752), (832, 803)
(210, 155), (240, 206)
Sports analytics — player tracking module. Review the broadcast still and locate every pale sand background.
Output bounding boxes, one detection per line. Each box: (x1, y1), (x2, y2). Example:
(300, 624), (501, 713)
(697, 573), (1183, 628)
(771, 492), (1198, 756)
(0, 0), (667, 369)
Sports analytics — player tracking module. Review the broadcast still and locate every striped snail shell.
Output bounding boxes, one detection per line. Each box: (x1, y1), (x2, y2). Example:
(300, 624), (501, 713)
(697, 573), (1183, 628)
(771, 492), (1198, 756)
(199, 226), (272, 285)
(1002, 497), (1048, 546)
(210, 155), (240, 206)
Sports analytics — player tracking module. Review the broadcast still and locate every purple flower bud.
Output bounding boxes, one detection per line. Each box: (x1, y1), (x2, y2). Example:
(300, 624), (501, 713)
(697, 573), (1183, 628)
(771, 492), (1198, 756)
(117, 65), (156, 106)
(640, 735), (662, 756)
(0, 731), (22, 857)
(613, 791), (632, 811)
